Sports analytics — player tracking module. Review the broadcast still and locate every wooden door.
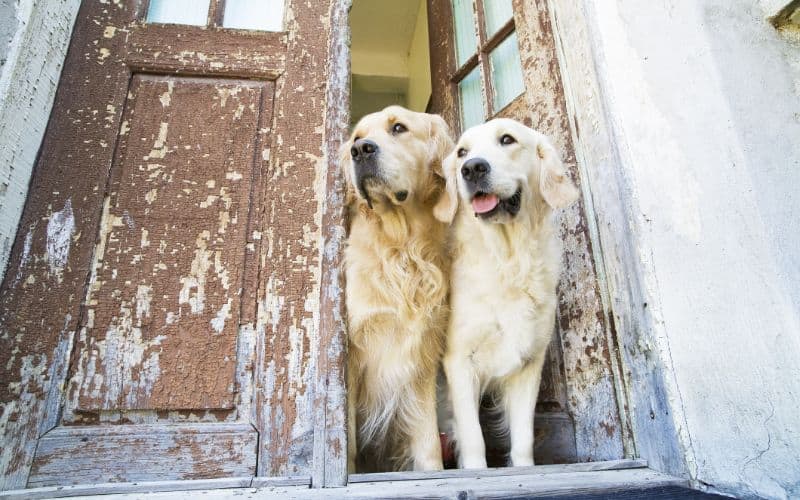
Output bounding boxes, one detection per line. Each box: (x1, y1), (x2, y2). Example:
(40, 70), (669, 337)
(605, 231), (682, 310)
(427, 0), (632, 464)
(0, 0), (349, 489)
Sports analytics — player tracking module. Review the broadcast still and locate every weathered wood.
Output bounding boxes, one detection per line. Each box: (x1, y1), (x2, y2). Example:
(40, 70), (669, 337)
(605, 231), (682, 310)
(546, 0), (687, 474)
(1, 0), (330, 488)
(310, 0), (351, 489)
(1, 477), (255, 500)
(0, 0), (135, 489)
(349, 458), (647, 483)
(125, 24), (286, 79)
(27, 424), (257, 488)
(250, 0), (341, 479)
(68, 74), (271, 412)
(4, 467), (687, 499)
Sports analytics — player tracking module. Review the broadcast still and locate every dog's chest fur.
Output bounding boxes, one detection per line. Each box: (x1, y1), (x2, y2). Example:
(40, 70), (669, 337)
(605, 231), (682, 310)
(449, 216), (561, 381)
(345, 205), (449, 378)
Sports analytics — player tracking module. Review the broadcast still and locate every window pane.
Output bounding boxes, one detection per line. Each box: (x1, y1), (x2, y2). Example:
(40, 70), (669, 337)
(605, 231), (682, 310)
(483, 0), (513, 37)
(490, 31), (525, 112)
(452, 0), (477, 67)
(459, 66), (484, 130)
(147, 0), (210, 26)
(223, 0), (284, 31)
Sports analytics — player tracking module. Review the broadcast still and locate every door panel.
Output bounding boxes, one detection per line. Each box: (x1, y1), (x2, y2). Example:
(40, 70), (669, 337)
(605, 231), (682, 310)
(71, 75), (270, 412)
(27, 423), (256, 488)
(0, 0), (346, 488)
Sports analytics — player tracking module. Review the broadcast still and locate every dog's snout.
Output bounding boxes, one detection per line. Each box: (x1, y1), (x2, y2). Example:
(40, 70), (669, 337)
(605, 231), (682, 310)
(351, 138), (379, 160)
(461, 158), (491, 183)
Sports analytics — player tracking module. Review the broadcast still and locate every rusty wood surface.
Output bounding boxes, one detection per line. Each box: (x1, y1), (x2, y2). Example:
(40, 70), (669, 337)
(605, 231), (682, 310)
(310, 0), (351, 489)
(513, 0), (628, 461)
(125, 24), (286, 79)
(252, 0), (336, 477)
(27, 423), (257, 487)
(0, 1), (135, 489)
(427, 0), (460, 132)
(68, 74), (271, 412)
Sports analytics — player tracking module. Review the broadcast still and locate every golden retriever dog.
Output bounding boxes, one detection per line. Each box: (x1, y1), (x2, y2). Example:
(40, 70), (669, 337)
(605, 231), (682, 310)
(341, 106), (453, 472)
(434, 119), (578, 468)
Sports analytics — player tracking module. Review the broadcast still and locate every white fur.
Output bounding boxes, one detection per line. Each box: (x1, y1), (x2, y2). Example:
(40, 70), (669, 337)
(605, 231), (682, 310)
(434, 119), (578, 468)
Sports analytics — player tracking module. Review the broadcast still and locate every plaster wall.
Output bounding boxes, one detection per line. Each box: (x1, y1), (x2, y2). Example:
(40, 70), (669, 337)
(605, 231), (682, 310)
(0, 0), (80, 281)
(406, 0), (432, 112)
(579, 1), (800, 497)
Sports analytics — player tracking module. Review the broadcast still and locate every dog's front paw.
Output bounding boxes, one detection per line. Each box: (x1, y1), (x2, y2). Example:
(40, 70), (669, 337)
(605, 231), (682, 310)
(460, 456), (488, 469)
(415, 457), (444, 471)
(509, 452), (534, 467)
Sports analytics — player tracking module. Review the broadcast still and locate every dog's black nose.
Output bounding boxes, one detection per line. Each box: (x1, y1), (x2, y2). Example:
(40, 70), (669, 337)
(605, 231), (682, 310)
(461, 158), (490, 183)
(351, 139), (379, 160)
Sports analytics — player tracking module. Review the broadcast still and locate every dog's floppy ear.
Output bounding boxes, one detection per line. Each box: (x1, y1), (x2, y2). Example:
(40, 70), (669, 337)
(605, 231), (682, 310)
(427, 114), (454, 177)
(433, 150), (459, 223)
(537, 137), (579, 209)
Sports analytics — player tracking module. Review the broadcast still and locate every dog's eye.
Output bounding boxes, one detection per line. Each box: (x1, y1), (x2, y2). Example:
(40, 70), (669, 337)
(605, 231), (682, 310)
(500, 134), (516, 145)
(391, 123), (408, 135)
(457, 148), (467, 158)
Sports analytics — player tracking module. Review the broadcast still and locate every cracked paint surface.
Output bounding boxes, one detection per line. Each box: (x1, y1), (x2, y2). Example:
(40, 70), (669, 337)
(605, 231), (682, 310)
(3, 0), (343, 488)
(68, 75), (266, 411)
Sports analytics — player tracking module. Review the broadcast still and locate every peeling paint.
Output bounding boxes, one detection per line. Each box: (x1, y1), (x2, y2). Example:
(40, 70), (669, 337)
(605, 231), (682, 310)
(12, 225), (34, 286)
(45, 199), (75, 280)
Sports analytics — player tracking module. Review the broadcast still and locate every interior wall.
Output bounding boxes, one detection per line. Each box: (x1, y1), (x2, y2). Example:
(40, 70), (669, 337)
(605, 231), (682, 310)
(0, 0), (80, 282)
(349, 0), (430, 125)
(553, 1), (800, 498)
(406, 0), (432, 112)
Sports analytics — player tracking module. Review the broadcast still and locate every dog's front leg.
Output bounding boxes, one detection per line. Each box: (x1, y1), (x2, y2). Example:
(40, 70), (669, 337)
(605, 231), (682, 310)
(503, 355), (545, 467)
(409, 371), (444, 471)
(445, 354), (486, 469)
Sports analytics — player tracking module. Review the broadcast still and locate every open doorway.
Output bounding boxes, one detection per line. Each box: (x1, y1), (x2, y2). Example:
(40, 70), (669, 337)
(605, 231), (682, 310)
(345, 0), (630, 478)
(349, 0), (431, 126)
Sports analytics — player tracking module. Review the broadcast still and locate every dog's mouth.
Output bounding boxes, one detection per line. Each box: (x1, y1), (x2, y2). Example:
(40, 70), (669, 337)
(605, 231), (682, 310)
(471, 187), (522, 219)
(356, 174), (409, 209)
(356, 174), (377, 209)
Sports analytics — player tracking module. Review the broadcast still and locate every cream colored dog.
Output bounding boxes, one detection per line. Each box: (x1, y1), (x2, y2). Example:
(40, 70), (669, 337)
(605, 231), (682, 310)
(434, 119), (578, 468)
(342, 106), (453, 472)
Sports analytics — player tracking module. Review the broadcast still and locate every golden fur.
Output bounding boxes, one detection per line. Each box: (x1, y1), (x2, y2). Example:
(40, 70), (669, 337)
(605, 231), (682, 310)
(434, 119), (578, 468)
(342, 106), (453, 472)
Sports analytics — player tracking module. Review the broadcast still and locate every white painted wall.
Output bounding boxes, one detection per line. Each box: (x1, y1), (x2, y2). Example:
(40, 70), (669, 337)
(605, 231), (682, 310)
(557, 1), (800, 498)
(0, 0), (80, 280)
(406, 0), (432, 113)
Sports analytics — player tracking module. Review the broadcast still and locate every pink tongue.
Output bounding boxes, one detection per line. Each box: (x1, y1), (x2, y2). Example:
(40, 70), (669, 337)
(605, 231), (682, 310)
(472, 194), (499, 214)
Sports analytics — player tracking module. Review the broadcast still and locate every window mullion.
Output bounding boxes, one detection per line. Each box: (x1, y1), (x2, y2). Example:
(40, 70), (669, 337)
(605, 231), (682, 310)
(474, 0), (494, 118)
(208, 0), (225, 27)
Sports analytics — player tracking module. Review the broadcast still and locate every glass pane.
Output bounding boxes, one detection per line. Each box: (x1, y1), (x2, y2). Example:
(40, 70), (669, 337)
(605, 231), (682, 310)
(459, 66), (484, 130)
(146, 0), (210, 26)
(483, 0), (513, 37)
(223, 0), (284, 31)
(452, 0), (478, 67)
(490, 31), (525, 112)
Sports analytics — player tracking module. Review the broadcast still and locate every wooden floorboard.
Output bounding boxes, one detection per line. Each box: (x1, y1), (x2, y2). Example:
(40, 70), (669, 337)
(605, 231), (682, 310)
(349, 458), (648, 483)
(1, 466), (693, 499)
